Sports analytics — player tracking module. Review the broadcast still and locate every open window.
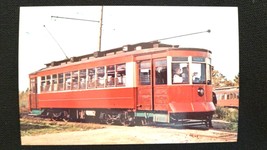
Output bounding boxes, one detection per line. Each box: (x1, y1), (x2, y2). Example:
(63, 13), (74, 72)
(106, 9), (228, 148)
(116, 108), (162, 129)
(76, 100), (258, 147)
(46, 75), (51, 91)
(107, 65), (115, 87)
(52, 74), (57, 91)
(30, 78), (36, 93)
(72, 71), (78, 90)
(79, 69), (86, 89)
(171, 57), (189, 84)
(155, 59), (167, 85)
(96, 67), (105, 88)
(192, 57), (206, 84)
(87, 68), (95, 88)
(192, 63), (206, 84)
(172, 63), (189, 84)
(41, 76), (45, 92)
(65, 72), (71, 90)
(58, 73), (64, 91)
(116, 63), (126, 86)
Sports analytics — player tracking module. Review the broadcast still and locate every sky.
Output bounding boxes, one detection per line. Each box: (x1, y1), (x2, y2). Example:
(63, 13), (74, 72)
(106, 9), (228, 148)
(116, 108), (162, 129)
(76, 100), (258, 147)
(19, 6), (239, 91)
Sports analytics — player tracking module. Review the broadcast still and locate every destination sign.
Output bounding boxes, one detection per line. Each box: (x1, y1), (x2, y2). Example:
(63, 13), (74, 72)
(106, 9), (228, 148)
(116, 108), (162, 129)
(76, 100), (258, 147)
(192, 57), (205, 62)
(172, 57), (188, 61)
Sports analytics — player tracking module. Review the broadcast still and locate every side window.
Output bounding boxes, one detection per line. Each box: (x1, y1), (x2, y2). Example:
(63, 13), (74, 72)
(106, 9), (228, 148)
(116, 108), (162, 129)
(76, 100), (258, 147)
(155, 59), (167, 85)
(107, 65), (115, 87)
(79, 69), (86, 89)
(46, 75), (51, 91)
(116, 63), (126, 86)
(52, 74), (57, 91)
(58, 73), (64, 91)
(41, 76), (45, 92)
(72, 71), (78, 90)
(87, 68), (95, 88)
(65, 72), (71, 90)
(139, 61), (151, 85)
(30, 78), (36, 93)
(96, 67), (105, 88)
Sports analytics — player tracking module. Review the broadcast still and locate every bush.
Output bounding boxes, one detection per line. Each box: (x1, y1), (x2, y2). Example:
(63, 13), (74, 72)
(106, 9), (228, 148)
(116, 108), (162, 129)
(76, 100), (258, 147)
(19, 90), (29, 113)
(215, 107), (238, 122)
(215, 107), (238, 131)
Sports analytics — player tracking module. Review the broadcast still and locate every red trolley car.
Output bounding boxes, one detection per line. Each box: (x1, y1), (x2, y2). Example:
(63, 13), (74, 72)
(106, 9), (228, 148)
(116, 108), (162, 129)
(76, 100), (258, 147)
(214, 87), (239, 108)
(29, 41), (215, 127)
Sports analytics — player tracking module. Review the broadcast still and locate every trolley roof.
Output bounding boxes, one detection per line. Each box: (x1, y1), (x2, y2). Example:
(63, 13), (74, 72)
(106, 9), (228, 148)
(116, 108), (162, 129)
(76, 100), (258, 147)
(44, 41), (211, 68)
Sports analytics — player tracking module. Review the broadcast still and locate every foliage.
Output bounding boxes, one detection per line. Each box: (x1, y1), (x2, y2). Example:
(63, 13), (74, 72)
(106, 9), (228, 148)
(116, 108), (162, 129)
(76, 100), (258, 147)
(233, 73), (239, 86)
(19, 90), (29, 113)
(212, 70), (239, 88)
(215, 107), (238, 122)
(215, 107), (238, 131)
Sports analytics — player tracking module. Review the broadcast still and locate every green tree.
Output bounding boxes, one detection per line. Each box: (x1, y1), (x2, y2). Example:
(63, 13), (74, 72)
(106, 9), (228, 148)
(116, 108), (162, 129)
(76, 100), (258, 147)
(212, 70), (226, 87)
(19, 90), (29, 113)
(233, 73), (239, 86)
(212, 69), (235, 87)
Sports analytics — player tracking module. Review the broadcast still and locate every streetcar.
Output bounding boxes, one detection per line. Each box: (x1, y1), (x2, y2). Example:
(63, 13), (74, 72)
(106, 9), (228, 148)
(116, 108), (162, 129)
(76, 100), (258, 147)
(214, 87), (239, 108)
(28, 41), (215, 127)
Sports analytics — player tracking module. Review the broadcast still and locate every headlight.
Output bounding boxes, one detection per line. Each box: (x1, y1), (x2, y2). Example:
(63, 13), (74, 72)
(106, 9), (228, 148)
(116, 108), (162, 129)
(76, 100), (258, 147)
(198, 87), (204, 96)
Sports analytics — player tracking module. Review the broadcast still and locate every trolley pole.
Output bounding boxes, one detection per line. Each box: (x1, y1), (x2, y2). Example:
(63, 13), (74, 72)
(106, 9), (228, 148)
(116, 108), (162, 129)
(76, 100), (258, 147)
(156, 29), (211, 41)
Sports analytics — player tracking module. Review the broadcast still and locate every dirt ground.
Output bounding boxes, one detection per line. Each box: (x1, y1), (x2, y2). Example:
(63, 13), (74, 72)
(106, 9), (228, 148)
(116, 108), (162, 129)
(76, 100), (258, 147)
(21, 119), (237, 145)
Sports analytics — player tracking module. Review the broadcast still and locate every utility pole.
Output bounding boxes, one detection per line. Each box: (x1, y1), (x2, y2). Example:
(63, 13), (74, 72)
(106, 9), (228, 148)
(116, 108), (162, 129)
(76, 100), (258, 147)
(51, 6), (104, 52)
(98, 6), (104, 52)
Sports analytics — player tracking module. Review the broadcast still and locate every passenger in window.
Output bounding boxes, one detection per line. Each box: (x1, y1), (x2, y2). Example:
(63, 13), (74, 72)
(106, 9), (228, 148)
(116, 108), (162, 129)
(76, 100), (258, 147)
(66, 78), (71, 90)
(156, 67), (167, 84)
(156, 67), (163, 84)
(173, 68), (183, 83)
(46, 81), (51, 91)
(80, 78), (86, 89)
(117, 73), (125, 86)
(122, 74), (126, 85)
(107, 76), (114, 86)
(98, 76), (105, 86)
(88, 76), (95, 88)
(181, 67), (189, 83)
(193, 72), (200, 83)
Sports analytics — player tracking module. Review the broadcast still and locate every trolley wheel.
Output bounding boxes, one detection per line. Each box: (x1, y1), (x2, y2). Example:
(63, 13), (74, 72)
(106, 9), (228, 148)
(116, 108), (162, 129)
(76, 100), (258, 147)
(105, 114), (115, 125)
(62, 111), (70, 122)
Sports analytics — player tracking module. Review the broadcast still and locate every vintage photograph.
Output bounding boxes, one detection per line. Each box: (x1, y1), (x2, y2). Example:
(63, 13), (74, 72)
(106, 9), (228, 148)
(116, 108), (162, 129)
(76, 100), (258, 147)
(19, 6), (239, 145)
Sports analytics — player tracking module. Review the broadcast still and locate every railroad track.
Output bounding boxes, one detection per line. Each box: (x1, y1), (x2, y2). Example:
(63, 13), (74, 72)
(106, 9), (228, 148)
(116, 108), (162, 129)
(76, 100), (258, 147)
(20, 114), (106, 128)
(20, 114), (237, 143)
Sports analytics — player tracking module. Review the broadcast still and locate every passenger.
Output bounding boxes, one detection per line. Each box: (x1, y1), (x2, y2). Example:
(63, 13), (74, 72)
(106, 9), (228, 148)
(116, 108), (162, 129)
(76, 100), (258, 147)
(173, 68), (183, 83)
(182, 67), (189, 82)
(122, 74), (126, 85)
(80, 78), (86, 89)
(66, 78), (71, 90)
(192, 72), (200, 82)
(107, 76), (114, 86)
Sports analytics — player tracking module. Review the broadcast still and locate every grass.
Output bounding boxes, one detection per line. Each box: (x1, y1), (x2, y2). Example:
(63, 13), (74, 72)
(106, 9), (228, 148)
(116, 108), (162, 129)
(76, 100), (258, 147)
(20, 119), (105, 136)
(215, 106), (239, 131)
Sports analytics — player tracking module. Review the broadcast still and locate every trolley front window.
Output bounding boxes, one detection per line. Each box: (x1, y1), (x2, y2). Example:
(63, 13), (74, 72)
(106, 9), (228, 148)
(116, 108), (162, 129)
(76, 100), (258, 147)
(192, 63), (206, 84)
(172, 63), (189, 84)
